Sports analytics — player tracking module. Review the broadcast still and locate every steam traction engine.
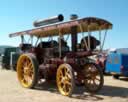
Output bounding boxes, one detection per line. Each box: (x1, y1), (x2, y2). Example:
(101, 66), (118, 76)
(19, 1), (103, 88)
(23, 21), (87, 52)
(9, 14), (112, 96)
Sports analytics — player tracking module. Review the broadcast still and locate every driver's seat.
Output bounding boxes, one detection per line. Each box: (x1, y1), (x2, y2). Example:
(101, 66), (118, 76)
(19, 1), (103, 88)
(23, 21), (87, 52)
(80, 36), (100, 51)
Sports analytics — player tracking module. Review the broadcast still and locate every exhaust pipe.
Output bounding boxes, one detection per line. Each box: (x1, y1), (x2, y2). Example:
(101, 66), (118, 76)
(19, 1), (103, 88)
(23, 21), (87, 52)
(33, 14), (64, 27)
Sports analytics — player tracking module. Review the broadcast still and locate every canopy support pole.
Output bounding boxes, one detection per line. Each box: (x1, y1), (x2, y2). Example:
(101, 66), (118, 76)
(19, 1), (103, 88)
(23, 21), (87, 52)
(79, 24), (89, 51)
(59, 29), (62, 58)
(88, 28), (91, 51)
(101, 29), (108, 50)
(21, 35), (24, 44)
(35, 36), (40, 46)
(31, 36), (33, 46)
(99, 28), (102, 51)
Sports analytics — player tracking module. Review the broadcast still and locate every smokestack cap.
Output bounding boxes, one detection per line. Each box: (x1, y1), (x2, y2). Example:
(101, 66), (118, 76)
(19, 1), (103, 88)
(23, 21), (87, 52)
(58, 14), (64, 21)
(70, 14), (78, 20)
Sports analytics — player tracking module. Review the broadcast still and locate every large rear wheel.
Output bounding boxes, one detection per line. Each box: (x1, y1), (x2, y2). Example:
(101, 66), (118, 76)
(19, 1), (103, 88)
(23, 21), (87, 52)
(83, 63), (104, 93)
(17, 53), (38, 88)
(56, 64), (75, 96)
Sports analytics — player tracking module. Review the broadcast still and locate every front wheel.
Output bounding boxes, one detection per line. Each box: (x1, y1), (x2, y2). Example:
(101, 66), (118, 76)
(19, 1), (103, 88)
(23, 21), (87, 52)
(17, 53), (38, 88)
(82, 63), (104, 93)
(56, 64), (75, 96)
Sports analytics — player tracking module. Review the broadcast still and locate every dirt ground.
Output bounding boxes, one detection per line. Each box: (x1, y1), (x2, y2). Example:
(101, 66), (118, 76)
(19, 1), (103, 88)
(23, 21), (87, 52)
(0, 69), (128, 102)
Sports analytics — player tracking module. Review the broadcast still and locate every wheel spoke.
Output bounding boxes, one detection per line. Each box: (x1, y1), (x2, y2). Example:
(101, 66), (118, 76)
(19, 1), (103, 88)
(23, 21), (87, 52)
(95, 77), (100, 81)
(59, 70), (63, 77)
(65, 84), (70, 92)
(28, 63), (32, 68)
(21, 79), (26, 83)
(58, 80), (63, 85)
(66, 81), (71, 86)
(24, 61), (28, 67)
(24, 74), (32, 84)
(87, 79), (92, 84)
(92, 79), (97, 86)
(66, 72), (71, 80)
(22, 62), (26, 68)
(62, 84), (66, 92)
(26, 59), (30, 66)
(63, 67), (67, 76)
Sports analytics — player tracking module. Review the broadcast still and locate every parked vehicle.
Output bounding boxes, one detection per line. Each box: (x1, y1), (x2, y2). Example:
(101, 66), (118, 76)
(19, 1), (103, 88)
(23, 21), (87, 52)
(0, 54), (3, 69)
(9, 15), (112, 96)
(0, 47), (20, 70)
(105, 51), (128, 79)
(10, 51), (20, 70)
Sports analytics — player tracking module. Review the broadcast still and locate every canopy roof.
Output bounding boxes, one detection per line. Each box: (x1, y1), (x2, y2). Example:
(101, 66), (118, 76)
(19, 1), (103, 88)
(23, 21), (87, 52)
(9, 17), (112, 38)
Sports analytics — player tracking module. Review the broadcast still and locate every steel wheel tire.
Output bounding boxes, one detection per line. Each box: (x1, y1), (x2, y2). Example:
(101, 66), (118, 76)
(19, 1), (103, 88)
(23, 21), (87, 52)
(83, 63), (104, 93)
(17, 53), (38, 88)
(113, 75), (119, 79)
(56, 64), (75, 96)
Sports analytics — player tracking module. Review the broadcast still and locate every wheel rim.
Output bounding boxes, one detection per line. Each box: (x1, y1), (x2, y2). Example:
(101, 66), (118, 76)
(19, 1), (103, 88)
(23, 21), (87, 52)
(17, 54), (34, 88)
(57, 64), (74, 96)
(83, 64), (103, 92)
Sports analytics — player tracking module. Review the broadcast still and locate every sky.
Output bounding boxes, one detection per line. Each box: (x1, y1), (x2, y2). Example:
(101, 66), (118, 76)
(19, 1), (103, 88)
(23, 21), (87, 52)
(0, 0), (128, 49)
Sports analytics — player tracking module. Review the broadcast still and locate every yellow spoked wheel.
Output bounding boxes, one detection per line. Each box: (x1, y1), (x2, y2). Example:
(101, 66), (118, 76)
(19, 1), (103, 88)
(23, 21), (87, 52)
(83, 63), (104, 93)
(17, 53), (38, 88)
(57, 64), (75, 96)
